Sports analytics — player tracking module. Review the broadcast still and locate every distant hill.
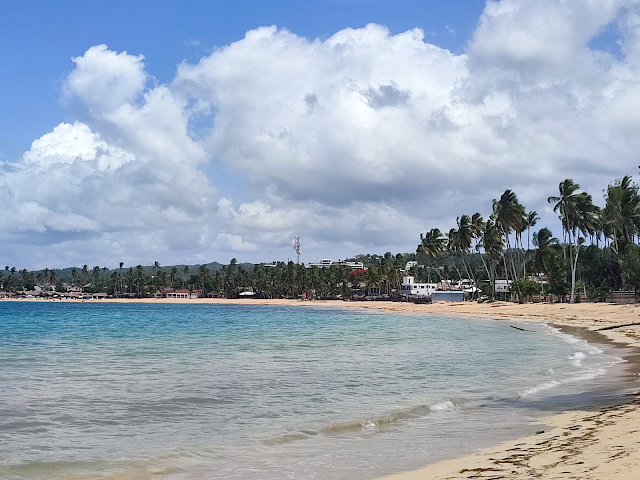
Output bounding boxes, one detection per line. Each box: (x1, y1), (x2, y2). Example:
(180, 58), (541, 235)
(6, 261), (257, 278)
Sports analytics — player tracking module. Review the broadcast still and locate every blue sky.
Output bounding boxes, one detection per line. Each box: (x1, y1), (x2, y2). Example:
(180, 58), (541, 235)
(0, 0), (638, 269)
(0, 0), (485, 161)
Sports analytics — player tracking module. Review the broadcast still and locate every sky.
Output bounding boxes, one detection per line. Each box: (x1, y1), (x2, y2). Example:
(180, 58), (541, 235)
(0, 0), (638, 269)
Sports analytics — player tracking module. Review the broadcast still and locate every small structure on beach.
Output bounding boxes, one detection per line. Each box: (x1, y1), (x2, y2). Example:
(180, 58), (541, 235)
(163, 288), (191, 299)
(494, 280), (512, 293)
(431, 291), (465, 302)
(401, 276), (437, 297)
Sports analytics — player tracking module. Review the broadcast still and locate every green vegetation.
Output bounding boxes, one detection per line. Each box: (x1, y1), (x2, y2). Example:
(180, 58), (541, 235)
(0, 255), (413, 299)
(413, 174), (640, 303)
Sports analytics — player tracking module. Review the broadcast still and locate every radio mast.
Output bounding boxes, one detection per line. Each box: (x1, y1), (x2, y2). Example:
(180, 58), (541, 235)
(293, 237), (301, 264)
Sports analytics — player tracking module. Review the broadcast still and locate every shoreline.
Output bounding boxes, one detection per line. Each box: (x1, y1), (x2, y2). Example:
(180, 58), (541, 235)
(6, 298), (640, 478)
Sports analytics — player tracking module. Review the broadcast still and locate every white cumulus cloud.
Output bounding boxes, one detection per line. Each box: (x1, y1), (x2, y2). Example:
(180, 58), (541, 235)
(3, 0), (640, 269)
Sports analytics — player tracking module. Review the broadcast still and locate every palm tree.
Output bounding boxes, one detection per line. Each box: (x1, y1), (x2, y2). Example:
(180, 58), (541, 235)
(418, 228), (447, 260)
(182, 266), (190, 288)
(71, 268), (78, 285)
(198, 265), (211, 298)
(479, 219), (504, 299)
(92, 266), (100, 283)
(522, 210), (540, 278)
(548, 179), (599, 302)
(526, 211), (539, 251)
(445, 227), (464, 288)
(170, 267), (179, 286)
(135, 265), (144, 295)
(455, 215), (476, 292)
(417, 228), (446, 282)
(19, 269), (30, 289)
(602, 175), (640, 252)
(82, 265), (89, 283)
(492, 189), (526, 284)
(119, 262), (124, 295)
(533, 228), (558, 276)
(470, 213), (485, 248)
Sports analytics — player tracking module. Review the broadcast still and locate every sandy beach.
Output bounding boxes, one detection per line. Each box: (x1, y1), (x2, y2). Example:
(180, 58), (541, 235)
(6, 297), (640, 478)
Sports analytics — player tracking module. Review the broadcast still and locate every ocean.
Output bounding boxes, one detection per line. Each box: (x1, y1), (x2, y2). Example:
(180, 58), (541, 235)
(0, 303), (630, 479)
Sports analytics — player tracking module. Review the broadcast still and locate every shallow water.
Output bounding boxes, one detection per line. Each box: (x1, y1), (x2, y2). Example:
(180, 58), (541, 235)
(0, 303), (630, 479)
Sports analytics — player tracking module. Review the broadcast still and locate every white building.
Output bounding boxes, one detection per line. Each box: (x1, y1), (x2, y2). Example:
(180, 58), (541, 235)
(453, 279), (479, 295)
(306, 259), (365, 270)
(494, 280), (512, 293)
(307, 259), (334, 268)
(401, 276), (437, 297)
(344, 261), (365, 270)
(405, 261), (418, 270)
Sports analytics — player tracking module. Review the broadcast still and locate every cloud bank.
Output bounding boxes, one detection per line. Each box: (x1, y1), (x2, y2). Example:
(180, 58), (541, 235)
(3, 0), (640, 268)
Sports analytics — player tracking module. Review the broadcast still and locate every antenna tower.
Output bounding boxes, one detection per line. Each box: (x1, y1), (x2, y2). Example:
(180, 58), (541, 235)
(294, 237), (301, 264)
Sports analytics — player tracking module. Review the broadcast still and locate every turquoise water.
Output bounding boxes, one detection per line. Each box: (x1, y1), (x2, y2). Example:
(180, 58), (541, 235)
(0, 303), (627, 479)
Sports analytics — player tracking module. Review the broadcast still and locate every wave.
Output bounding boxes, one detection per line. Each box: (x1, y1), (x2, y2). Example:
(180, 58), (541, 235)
(518, 381), (560, 398)
(543, 325), (603, 355)
(570, 351), (587, 366)
(430, 400), (455, 411)
(568, 368), (608, 382)
(262, 399), (464, 446)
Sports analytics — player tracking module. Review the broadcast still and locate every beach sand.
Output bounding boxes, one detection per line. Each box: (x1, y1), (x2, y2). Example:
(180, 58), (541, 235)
(7, 297), (640, 478)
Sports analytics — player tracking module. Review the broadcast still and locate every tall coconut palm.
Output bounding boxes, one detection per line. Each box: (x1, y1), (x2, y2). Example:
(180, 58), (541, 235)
(91, 266), (100, 284)
(492, 189), (526, 283)
(198, 265), (211, 298)
(602, 175), (640, 251)
(19, 269), (30, 289)
(82, 265), (89, 283)
(417, 228), (446, 282)
(548, 179), (599, 302)
(119, 262), (124, 295)
(533, 227), (558, 276)
(453, 215), (477, 293)
(526, 211), (540, 251)
(135, 265), (144, 295)
(470, 213), (485, 249)
(523, 210), (540, 278)
(446, 228), (463, 286)
(479, 219), (504, 299)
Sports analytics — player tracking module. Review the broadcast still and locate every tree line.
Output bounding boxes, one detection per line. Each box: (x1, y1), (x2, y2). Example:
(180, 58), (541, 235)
(416, 174), (640, 303)
(0, 255), (416, 299)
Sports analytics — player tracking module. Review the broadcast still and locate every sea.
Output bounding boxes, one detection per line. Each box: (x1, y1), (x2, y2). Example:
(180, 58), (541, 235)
(0, 303), (634, 480)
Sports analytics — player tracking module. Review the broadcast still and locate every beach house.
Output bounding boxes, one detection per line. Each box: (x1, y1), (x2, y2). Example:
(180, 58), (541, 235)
(401, 276), (437, 297)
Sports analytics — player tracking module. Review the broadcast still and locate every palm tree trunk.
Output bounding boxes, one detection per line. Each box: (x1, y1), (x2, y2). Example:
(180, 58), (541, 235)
(479, 254), (493, 299)
(570, 239), (580, 303)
